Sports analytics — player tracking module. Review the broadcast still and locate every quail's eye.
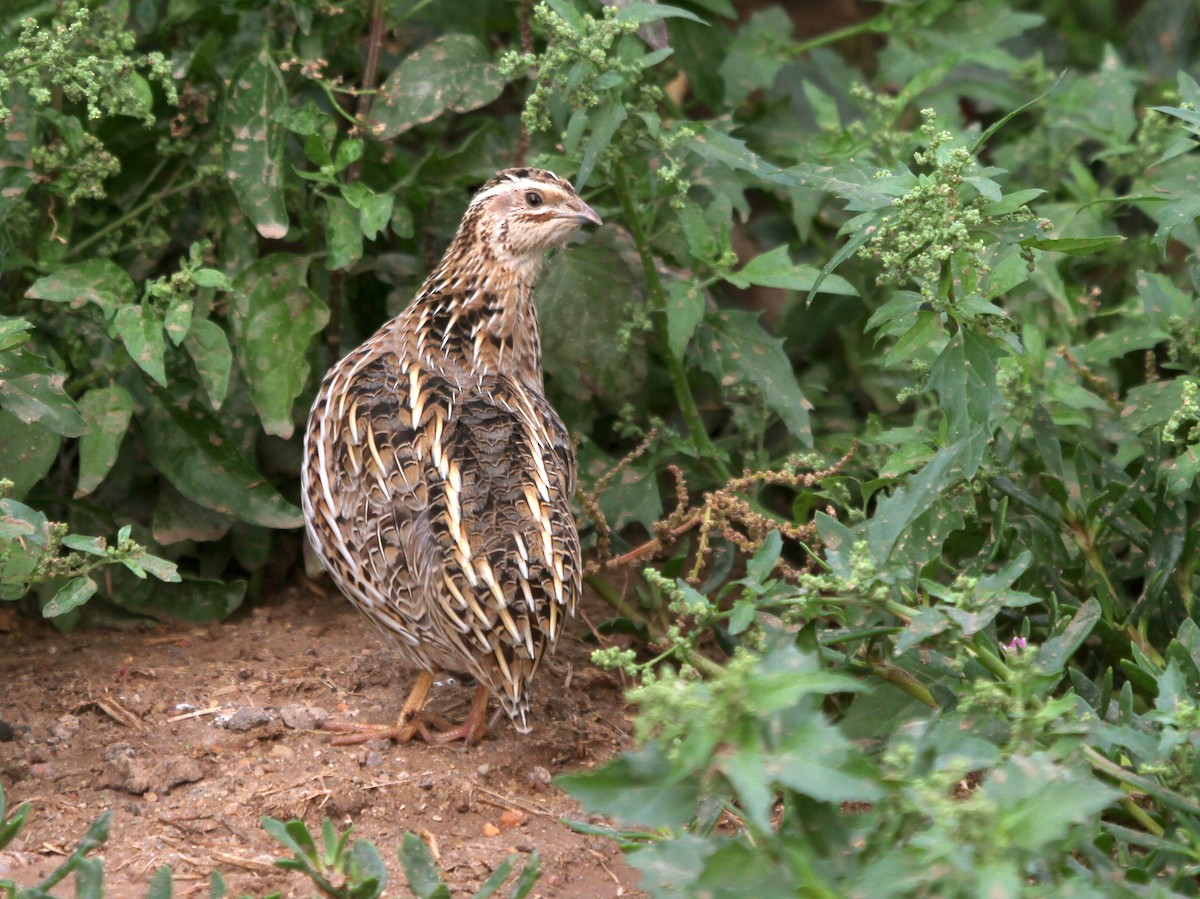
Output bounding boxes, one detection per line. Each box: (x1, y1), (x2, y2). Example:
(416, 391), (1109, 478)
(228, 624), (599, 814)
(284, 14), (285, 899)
(525, 191), (544, 207)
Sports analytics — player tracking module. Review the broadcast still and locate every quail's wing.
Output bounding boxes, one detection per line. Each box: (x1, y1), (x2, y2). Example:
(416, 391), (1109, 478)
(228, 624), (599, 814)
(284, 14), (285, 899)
(303, 347), (441, 648)
(425, 374), (580, 726)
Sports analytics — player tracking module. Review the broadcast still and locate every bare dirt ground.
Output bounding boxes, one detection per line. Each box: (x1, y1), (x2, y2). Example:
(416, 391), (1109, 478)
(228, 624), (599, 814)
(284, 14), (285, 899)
(0, 580), (642, 897)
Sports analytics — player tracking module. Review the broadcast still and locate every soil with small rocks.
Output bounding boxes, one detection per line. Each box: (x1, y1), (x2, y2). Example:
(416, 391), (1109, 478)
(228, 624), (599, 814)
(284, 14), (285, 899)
(0, 579), (643, 897)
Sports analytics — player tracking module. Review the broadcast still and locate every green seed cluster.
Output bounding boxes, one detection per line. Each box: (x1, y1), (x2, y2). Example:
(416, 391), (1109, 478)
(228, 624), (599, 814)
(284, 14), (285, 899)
(862, 109), (987, 306)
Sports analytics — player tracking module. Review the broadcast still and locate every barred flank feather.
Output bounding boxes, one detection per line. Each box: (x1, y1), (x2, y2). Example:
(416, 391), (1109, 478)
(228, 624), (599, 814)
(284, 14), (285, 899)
(302, 169), (599, 738)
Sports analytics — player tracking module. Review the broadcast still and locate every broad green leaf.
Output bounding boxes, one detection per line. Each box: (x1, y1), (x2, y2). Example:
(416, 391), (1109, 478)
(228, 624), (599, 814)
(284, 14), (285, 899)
(1021, 235), (1125, 255)
(537, 236), (644, 403)
(113, 576), (245, 622)
(685, 126), (792, 184)
(725, 245), (857, 296)
(719, 8), (793, 107)
(374, 35), (505, 139)
(616, 2), (706, 25)
(0, 409), (60, 500)
(0, 316), (33, 352)
(164, 297), (193, 346)
(664, 280), (705, 362)
(866, 440), (971, 567)
(1033, 599), (1102, 673)
(0, 348), (87, 436)
(76, 385), (133, 497)
(42, 576), (97, 618)
(927, 330), (1004, 474)
(153, 486), (233, 544)
(139, 386), (303, 528)
(24, 259), (136, 313)
(113, 304), (168, 386)
(399, 832), (451, 899)
(325, 195), (363, 271)
(558, 746), (699, 828)
(223, 50), (289, 239)
(341, 182), (394, 240)
(697, 310), (812, 446)
(577, 100), (626, 189)
(145, 865), (174, 899)
(184, 319), (234, 409)
(232, 254), (330, 438)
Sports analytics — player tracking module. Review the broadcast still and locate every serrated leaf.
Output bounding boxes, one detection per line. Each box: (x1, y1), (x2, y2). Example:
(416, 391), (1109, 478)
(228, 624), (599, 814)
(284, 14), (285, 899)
(0, 348), (87, 436)
(184, 319), (234, 409)
(42, 576), (97, 617)
(145, 865), (174, 899)
(231, 255), (329, 438)
(25, 259), (136, 313)
(374, 35), (505, 139)
(139, 386), (303, 528)
(686, 126), (792, 184)
(113, 304), (168, 386)
(76, 385), (133, 497)
(725, 245), (856, 296)
(697, 310), (812, 446)
(223, 50), (289, 239)
(558, 745), (698, 828)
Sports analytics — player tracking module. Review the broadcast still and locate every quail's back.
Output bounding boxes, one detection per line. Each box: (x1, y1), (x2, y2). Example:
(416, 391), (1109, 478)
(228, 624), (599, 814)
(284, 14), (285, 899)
(302, 168), (600, 742)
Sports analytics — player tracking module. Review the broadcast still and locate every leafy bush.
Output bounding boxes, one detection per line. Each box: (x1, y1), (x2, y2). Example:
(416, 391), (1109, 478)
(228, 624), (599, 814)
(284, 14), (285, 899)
(3, 0), (1200, 893)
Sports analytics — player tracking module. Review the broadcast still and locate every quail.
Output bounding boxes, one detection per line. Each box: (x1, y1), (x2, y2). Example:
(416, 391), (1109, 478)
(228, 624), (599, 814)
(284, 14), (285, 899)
(302, 168), (600, 743)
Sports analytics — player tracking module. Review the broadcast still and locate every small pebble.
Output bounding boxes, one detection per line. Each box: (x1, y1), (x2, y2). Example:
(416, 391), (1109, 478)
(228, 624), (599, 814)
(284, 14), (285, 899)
(476, 763), (490, 777)
(221, 707), (274, 732)
(362, 750), (383, 768)
(528, 765), (552, 790)
(101, 743), (135, 761)
(420, 777), (434, 791)
(482, 821), (500, 837)
(268, 744), (295, 761)
(280, 704), (328, 730)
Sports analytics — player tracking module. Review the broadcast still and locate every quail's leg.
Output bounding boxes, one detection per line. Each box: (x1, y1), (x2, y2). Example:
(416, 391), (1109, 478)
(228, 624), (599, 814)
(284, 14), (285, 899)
(321, 670), (434, 745)
(418, 683), (491, 745)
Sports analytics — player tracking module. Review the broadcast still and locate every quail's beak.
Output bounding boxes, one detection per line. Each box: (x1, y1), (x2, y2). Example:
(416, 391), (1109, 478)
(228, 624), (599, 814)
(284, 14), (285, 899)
(568, 199), (603, 227)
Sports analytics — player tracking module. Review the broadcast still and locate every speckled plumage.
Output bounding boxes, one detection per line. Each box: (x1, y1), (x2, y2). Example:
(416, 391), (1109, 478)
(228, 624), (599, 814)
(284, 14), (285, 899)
(302, 168), (599, 741)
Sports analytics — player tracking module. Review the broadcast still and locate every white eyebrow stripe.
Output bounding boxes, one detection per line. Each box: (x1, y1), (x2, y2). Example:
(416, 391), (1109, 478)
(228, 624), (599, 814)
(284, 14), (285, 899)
(469, 178), (572, 206)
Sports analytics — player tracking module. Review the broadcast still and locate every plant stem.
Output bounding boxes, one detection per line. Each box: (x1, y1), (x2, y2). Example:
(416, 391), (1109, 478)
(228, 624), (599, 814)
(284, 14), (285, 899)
(66, 171), (201, 260)
(613, 163), (730, 482)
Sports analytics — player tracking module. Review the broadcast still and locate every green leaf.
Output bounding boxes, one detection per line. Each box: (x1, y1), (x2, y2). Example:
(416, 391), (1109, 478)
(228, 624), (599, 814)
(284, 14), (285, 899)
(664, 280), (706, 362)
(616, 2), (706, 25)
(537, 236), (644, 403)
(25, 259), (136, 313)
(697, 310), (812, 446)
(42, 577), (98, 618)
(685, 126), (792, 184)
(139, 386), (303, 528)
(341, 182), (394, 240)
(0, 316), (33, 353)
(164, 297), (193, 346)
(223, 50), (289, 239)
(0, 409), (61, 500)
(398, 832), (451, 899)
(557, 745), (698, 828)
(325, 195), (364, 271)
(347, 840), (387, 899)
(1033, 600), (1102, 673)
(577, 100), (626, 189)
(1020, 235), (1125, 255)
(76, 385), (133, 497)
(231, 255), (330, 438)
(507, 851), (541, 899)
(374, 35), (505, 139)
(0, 348), (87, 436)
(926, 330), (1004, 474)
(725, 245), (857, 296)
(184, 319), (234, 409)
(145, 865), (174, 899)
(113, 304), (168, 386)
